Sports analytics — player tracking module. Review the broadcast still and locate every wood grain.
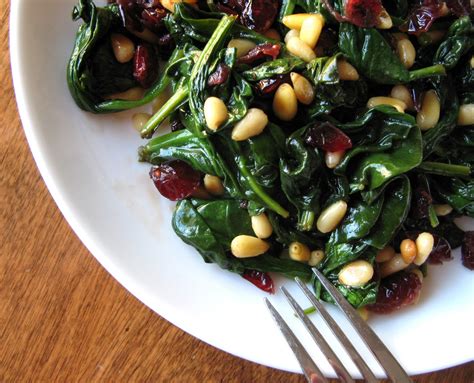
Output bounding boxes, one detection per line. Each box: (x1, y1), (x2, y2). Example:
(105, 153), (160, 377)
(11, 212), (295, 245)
(0, 2), (472, 382)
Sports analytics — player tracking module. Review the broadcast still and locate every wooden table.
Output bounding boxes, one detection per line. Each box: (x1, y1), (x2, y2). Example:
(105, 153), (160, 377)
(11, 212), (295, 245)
(1, 3), (472, 381)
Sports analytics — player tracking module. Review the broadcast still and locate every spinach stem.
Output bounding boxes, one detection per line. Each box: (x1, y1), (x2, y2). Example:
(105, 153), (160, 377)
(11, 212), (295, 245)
(298, 210), (315, 231)
(418, 161), (471, 177)
(409, 64), (446, 81)
(140, 84), (189, 138)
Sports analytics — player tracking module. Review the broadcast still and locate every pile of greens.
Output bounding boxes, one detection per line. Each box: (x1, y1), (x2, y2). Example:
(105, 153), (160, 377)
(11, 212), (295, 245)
(68, 0), (473, 312)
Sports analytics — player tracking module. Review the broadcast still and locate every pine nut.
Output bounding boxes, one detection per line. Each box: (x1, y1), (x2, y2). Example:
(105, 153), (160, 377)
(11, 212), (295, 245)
(204, 97), (228, 131)
(273, 84), (298, 121)
(338, 260), (374, 287)
(106, 87), (145, 101)
(203, 174), (225, 196)
(251, 213), (273, 239)
(231, 235), (269, 258)
(358, 307), (369, 321)
(299, 14), (325, 49)
(161, 0), (175, 12)
(282, 13), (313, 30)
(470, 55), (474, 68)
(396, 38), (416, 69)
(367, 97), (407, 113)
(132, 113), (151, 132)
(264, 28), (281, 41)
(286, 36), (316, 63)
(417, 90), (440, 130)
(375, 246), (396, 263)
(309, 250), (325, 266)
(231, 108), (268, 141)
(111, 33), (135, 63)
(400, 239), (417, 264)
(376, 9), (393, 29)
(433, 204), (453, 216)
(289, 242), (311, 262)
(284, 29), (299, 44)
(457, 104), (474, 126)
(390, 85), (414, 111)
(337, 59), (359, 81)
(290, 72), (314, 105)
(228, 39), (256, 58)
(414, 232), (434, 265)
(325, 151), (345, 169)
(316, 200), (348, 233)
(379, 254), (410, 278)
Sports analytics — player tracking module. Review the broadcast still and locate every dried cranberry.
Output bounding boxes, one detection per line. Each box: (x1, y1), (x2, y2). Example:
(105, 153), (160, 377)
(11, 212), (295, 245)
(446, 0), (471, 16)
(411, 188), (433, 219)
(462, 231), (474, 270)
(208, 64), (231, 87)
(428, 235), (452, 264)
(305, 122), (353, 152)
(149, 161), (201, 201)
(242, 270), (274, 293)
(157, 33), (175, 59)
(367, 271), (422, 314)
(345, 0), (383, 28)
(133, 44), (159, 88)
(237, 43), (281, 65)
(255, 74), (290, 97)
(400, 0), (444, 35)
(217, 0), (278, 32)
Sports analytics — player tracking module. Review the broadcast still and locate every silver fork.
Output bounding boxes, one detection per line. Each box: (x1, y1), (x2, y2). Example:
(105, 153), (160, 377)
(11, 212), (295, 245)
(264, 268), (412, 383)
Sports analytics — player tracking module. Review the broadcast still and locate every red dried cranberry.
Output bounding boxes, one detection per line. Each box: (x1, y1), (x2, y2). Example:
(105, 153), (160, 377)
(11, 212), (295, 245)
(217, 0), (278, 32)
(428, 235), (452, 264)
(237, 43), (281, 65)
(133, 44), (159, 88)
(345, 0), (383, 28)
(149, 160), (201, 201)
(208, 64), (231, 87)
(305, 122), (353, 152)
(255, 74), (290, 97)
(462, 231), (474, 270)
(242, 270), (274, 293)
(400, 1), (444, 35)
(367, 271), (422, 314)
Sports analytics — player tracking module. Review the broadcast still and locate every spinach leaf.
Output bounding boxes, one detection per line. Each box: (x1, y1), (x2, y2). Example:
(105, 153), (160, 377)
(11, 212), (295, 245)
(321, 274), (378, 308)
(241, 57), (306, 81)
(338, 23), (446, 84)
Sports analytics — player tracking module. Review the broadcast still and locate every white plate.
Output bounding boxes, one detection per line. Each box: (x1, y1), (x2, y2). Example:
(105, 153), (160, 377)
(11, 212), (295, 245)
(10, 0), (474, 378)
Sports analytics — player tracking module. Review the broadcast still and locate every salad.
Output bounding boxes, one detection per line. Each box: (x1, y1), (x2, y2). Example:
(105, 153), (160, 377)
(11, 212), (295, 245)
(68, 0), (473, 314)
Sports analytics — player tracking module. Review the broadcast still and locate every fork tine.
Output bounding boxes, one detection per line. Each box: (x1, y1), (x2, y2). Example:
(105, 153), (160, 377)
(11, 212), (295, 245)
(281, 287), (355, 383)
(264, 298), (329, 383)
(295, 278), (378, 383)
(312, 268), (412, 383)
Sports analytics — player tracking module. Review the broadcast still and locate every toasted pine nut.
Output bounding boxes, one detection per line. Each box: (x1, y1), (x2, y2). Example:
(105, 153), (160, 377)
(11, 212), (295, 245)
(286, 36), (316, 63)
(282, 13), (313, 30)
(470, 55), (474, 68)
(316, 200), (348, 233)
(379, 254), (410, 278)
(290, 72), (314, 105)
(325, 151), (345, 169)
(338, 260), (374, 287)
(273, 84), (298, 121)
(375, 246), (396, 263)
(231, 108), (268, 141)
(400, 239), (417, 264)
(457, 104), (474, 126)
(397, 38), (416, 69)
(417, 90), (440, 130)
(376, 9), (393, 29)
(415, 232), (434, 265)
(299, 14), (325, 49)
(111, 33), (135, 63)
(228, 39), (256, 58)
(358, 307), (369, 321)
(367, 97), (407, 113)
(251, 213), (273, 239)
(106, 87), (145, 101)
(132, 113), (152, 132)
(284, 29), (300, 44)
(264, 28), (281, 41)
(204, 97), (228, 131)
(289, 242), (311, 262)
(433, 204), (453, 216)
(309, 250), (325, 266)
(231, 235), (269, 258)
(337, 59), (359, 81)
(161, 0), (175, 12)
(390, 85), (414, 111)
(203, 174), (225, 196)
